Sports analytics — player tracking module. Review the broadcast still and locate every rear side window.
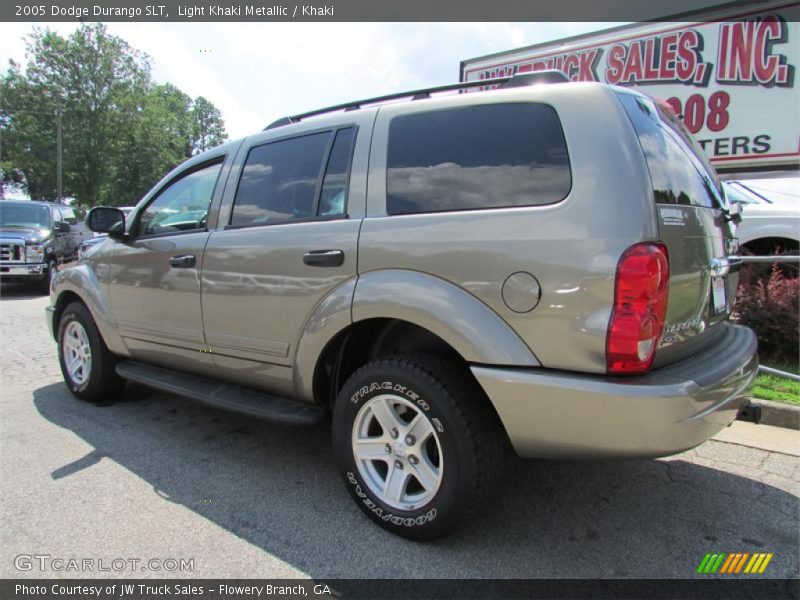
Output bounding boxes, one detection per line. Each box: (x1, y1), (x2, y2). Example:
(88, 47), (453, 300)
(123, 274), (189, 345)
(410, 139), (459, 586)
(618, 93), (723, 209)
(319, 128), (355, 217)
(231, 132), (330, 227)
(386, 103), (571, 215)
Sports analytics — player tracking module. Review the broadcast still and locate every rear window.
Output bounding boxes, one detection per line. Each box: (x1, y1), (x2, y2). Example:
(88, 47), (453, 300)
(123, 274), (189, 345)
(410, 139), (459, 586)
(617, 93), (723, 209)
(386, 103), (571, 215)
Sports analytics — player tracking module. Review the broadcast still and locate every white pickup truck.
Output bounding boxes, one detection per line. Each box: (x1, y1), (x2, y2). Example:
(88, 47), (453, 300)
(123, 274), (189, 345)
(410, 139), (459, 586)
(723, 178), (800, 260)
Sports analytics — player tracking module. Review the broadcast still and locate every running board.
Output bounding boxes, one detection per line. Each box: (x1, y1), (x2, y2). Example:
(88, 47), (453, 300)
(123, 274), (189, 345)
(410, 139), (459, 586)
(115, 361), (324, 426)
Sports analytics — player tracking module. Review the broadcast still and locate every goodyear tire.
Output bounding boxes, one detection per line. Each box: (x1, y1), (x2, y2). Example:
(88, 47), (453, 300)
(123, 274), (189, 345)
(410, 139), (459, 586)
(57, 301), (123, 403)
(332, 354), (506, 540)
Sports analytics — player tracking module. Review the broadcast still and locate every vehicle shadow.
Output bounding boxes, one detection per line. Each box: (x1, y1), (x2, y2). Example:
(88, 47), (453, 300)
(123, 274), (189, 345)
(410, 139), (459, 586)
(0, 281), (46, 299)
(32, 382), (799, 579)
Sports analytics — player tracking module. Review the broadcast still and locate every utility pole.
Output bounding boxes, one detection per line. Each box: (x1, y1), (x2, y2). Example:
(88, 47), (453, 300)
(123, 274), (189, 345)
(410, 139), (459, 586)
(55, 106), (62, 203)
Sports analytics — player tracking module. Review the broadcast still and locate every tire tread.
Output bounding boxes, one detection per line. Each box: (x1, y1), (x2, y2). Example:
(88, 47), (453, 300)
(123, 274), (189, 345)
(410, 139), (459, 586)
(336, 353), (507, 538)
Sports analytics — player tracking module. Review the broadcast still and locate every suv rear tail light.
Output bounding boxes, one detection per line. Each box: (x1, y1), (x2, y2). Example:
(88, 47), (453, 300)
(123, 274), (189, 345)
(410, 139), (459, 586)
(607, 242), (669, 374)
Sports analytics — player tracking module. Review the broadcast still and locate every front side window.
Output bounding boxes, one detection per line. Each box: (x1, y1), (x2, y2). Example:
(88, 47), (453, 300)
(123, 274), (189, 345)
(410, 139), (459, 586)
(136, 161), (222, 236)
(231, 132), (331, 228)
(386, 103), (571, 215)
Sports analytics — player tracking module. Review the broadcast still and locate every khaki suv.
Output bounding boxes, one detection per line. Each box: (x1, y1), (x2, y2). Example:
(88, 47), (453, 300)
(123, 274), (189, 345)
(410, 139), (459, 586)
(47, 73), (758, 540)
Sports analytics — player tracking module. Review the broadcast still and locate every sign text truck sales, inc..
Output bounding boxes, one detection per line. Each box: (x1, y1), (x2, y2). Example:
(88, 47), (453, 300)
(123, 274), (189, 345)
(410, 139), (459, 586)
(460, 1), (799, 172)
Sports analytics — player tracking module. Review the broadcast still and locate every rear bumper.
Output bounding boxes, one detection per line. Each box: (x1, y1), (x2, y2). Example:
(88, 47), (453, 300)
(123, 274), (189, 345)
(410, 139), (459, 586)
(472, 323), (758, 459)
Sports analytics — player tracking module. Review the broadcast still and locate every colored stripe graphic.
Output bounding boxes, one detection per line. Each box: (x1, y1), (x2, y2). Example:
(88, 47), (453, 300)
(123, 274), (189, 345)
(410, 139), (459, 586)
(734, 553), (750, 574)
(697, 554), (713, 574)
(758, 554), (774, 573)
(719, 554), (736, 574)
(711, 554), (725, 574)
(699, 553), (774, 575)
(721, 553), (738, 574)
(745, 554), (761, 574)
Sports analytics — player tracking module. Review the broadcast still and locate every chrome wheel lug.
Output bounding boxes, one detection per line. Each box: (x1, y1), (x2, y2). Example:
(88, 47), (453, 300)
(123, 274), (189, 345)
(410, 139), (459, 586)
(394, 460), (403, 470)
(405, 434), (415, 445)
(384, 444), (392, 453)
(391, 427), (399, 439)
(409, 455), (419, 465)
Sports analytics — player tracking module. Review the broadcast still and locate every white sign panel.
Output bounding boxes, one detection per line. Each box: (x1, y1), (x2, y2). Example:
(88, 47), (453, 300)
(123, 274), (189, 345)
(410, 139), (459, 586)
(461, 2), (800, 172)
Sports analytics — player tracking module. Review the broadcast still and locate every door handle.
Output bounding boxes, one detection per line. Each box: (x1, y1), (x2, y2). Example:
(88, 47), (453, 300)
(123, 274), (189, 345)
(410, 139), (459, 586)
(303, 249), (344, 267)
(169, 254), (196, 268)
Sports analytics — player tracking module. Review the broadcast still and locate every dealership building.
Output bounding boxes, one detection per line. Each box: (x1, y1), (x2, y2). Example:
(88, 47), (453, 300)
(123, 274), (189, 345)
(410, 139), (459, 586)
(460, 0), (799, 200)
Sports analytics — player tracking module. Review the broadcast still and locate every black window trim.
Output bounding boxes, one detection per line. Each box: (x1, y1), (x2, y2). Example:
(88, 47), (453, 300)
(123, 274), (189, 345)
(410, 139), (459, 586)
(317, 125), (357, 219)
(225, 124), (358, 231)
(132, 155), (226, 240)
(223, 212), (349, 231)
(384, 102), (573, 217)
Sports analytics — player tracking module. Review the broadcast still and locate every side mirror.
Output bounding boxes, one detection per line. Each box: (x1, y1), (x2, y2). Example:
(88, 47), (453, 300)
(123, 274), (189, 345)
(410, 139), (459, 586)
(724, 201), (743, 226)
(87, 207), (126, 237)
(55, 221), (71, 233)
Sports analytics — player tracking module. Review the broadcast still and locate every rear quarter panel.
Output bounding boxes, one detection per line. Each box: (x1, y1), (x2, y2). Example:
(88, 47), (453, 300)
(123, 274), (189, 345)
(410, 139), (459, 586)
(360, 84), (658, 373)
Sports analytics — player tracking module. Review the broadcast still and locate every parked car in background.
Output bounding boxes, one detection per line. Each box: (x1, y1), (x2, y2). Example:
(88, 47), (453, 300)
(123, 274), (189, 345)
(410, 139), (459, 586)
(723, 180), (800, 259)
(0, 201), (82, 292)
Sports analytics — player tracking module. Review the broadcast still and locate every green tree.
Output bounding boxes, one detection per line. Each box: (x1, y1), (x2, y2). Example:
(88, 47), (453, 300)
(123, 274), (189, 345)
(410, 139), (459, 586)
(0, 24), (228, 206)
(191, 96), (226, 154)
(1, 60), (62, 199)
(107, 83), (194, 204)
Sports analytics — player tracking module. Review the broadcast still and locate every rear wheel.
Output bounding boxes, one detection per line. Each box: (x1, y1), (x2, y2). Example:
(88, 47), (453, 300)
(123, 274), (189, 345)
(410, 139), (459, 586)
(57, 302), (124, 403)
(332, 354), (506, 540)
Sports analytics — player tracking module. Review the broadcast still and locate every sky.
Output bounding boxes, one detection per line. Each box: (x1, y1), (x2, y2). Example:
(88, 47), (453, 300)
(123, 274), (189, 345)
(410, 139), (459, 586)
(0, 22), (625, 140)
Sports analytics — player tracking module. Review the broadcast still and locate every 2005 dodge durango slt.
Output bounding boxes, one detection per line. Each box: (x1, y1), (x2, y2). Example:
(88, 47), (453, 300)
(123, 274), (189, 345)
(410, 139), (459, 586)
(46, 72), (758, 540)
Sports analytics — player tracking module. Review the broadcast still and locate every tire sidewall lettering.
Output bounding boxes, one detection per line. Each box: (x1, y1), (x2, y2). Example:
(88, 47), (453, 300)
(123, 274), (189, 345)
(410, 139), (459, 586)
(349, 379), (438, 430)
(344, 471), (438, 526)
(342, 373), (447, 528)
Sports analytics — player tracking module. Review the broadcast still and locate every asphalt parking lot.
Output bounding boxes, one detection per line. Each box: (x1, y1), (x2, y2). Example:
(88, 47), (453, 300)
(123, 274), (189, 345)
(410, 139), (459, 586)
(1, 281), (798, 580)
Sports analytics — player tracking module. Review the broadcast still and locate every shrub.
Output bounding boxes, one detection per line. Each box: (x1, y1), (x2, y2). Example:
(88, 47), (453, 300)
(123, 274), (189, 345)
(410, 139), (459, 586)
(732, 264), (799, 364)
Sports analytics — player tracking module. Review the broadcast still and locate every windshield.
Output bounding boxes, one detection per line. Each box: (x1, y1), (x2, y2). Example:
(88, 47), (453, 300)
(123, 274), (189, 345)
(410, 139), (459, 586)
(0, 204), (51, 228)
(723, 182), (760, 205)
(725, 181), (775, 204)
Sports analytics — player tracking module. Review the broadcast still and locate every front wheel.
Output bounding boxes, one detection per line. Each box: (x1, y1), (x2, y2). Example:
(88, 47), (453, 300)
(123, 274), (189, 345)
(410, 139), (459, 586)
(332, 355), (506, 540)
(57, 301), (124, 403)
(39, 258), (57, 295)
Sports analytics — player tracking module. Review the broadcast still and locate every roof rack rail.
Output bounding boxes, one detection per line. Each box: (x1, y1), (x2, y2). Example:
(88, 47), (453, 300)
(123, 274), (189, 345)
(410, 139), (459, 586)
(264, 70), (570, 130)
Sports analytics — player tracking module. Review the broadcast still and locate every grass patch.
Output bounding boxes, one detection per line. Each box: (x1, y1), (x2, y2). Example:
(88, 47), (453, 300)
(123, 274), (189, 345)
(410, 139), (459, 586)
(752, 362), (800, 405)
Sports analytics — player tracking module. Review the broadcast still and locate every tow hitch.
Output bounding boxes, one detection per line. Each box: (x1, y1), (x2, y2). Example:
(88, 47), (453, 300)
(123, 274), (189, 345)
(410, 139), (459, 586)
(737, 402), (762, 424)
